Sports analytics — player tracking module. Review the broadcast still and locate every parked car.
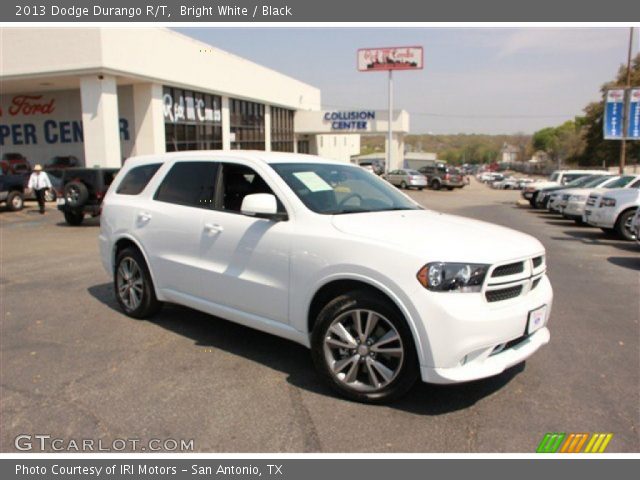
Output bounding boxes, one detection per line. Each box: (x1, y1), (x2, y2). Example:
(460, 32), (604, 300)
(0, 170), (26, 211)
(45, 155), (80, 170)
(547, 175), (616, 213)
(99, 151), (552, 403)
(562, 175), (640, 224)
(418, 163), (465, 190)
(492, 176), (523, 189)
(1, 152), (31, 175)
(56, 167), (119, 225)
(383, 169), (427, 190)
(358, 159), (384, 175)
(535, 175), (607, 209)
(584, 188), (640, 240)
(522, 170), (607, 208)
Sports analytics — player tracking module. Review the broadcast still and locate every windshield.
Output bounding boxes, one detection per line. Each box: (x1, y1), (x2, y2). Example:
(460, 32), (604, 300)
(563, 175), (595, 188)
(271, 163), (421, 215)
(603, 176), (635, 188)
(582, 175), (613, 188)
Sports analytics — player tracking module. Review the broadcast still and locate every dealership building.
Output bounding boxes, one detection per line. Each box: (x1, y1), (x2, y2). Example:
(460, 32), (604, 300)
(0, 28), (409, 170)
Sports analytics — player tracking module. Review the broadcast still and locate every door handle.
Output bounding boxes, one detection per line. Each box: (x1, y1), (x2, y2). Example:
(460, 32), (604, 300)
(204, 223), (224, 234)
(137, 212), (152, 222)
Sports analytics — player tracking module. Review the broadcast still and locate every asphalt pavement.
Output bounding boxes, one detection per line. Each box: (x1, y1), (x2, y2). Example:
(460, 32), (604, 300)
(1, 180), (638, 453)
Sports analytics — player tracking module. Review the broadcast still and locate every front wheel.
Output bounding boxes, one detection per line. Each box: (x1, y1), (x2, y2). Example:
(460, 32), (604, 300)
(7, 191), (24, 211)
(44, 189), (57, 202)
(311, 290), (418, 403)
(64, 210), (84, 226)
(615, 209), (637, 241)
(400, 181), (407, 189)
(114, 247), (162, 319)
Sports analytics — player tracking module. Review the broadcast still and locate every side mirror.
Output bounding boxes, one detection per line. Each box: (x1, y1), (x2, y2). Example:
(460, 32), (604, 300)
(240, 193), (287, 221)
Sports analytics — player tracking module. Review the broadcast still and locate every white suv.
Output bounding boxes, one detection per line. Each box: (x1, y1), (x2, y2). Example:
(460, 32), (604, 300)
(99, 152), (552, 403)
(584, 187), (640, 241)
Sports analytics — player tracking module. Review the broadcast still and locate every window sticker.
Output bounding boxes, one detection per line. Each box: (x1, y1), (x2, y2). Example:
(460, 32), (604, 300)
(293, 171), (333, 192)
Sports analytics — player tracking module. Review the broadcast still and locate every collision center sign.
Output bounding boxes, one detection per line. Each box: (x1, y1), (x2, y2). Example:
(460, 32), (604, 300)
(357, 46), (424, 72)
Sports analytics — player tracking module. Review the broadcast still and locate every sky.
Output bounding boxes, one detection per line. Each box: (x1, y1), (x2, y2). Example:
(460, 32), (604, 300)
(175, 27), (639, 135)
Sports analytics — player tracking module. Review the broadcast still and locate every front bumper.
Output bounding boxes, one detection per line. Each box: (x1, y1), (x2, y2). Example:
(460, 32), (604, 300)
(584, 207), (615, 229)
(413, 274), (553, 384)
(563, 201), (585, 220)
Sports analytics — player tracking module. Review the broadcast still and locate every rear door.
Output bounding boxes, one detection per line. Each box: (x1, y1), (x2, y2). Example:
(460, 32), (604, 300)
(138, 160), (218, 298)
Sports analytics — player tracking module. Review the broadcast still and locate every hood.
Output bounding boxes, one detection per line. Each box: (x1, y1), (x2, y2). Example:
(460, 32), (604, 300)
(557, 188), (594, 196)
(331, 209), (544, 264)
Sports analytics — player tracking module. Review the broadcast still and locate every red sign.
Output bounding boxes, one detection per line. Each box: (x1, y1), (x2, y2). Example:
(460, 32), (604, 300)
(0, 95), (56, 117)
(357, 46), (423, 72)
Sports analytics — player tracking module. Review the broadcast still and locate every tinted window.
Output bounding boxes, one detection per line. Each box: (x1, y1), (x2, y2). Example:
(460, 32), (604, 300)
(219, 163), (282, 213)
(116, 164), (161, 195)
(155, 161), (218, 208)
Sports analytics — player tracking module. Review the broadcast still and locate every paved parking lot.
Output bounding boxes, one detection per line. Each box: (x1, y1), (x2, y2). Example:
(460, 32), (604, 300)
(1, 180), (638, 453)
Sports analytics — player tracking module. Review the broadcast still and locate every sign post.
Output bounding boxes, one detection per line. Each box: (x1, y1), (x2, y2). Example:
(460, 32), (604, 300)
(358, 46), (423, 173)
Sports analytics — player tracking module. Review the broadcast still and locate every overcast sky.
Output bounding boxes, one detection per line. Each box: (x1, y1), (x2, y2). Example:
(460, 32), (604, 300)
(175, 27), (638, 135)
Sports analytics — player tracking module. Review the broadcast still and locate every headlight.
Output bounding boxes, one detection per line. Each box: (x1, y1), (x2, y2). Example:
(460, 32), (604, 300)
(570, 195), (587, 202)
(417, 262), (489, 292)
(600, 198), (616, 207)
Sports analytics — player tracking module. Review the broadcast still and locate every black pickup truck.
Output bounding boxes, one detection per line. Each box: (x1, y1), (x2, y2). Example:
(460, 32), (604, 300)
(0, 171), (26, 211)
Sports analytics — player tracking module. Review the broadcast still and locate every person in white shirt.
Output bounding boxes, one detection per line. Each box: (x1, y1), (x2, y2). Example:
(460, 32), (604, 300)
(27, 164), (53, 214)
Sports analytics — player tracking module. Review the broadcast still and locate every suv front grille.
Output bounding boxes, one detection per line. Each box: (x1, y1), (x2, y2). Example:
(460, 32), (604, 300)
(491, 262), (524, 277)
(485, 285), (523, 303)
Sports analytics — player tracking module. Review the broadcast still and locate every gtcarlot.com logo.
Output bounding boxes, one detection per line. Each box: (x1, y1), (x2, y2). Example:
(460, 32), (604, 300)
(536, 433), (613, 453)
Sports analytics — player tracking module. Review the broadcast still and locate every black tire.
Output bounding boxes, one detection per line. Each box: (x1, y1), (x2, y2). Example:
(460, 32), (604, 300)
(614, 208), (637, 241)
(64, 210), (84, 226)
(418, 187), (424, 191)
(311, 289), (419, 404)
(400, 181), (407, 189)
(114, 246), (162, 319)
(6, 191), (24, 211)
(63, 181), (89, 208)
(446, 187), (454, 191)
(529, 192), (539, 208)
(431, 179), (441, 190)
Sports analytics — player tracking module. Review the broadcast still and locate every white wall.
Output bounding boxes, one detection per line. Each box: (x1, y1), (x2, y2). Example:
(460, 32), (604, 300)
(314, 134), (361, 163)
(0, 88), (134, 167)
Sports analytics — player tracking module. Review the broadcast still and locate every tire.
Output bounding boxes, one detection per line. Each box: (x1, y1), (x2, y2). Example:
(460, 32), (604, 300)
(6, 191), (24, 211)
(63, 181), (89, 208)
(574, 218), (586, 226)
(400, 181), (407, 189)
(614, 209), (637, 241)
(64, 210), (84, 226)
(114, 247), (162, 319)
(446, 187), (454, 191)
(44, 189), (57, 202)
(600, 227), (616, 236)
(418, 187), (424, 191)
(529, 192), (539, 208)
(431, 180), (441, 191)
(311, 289), (419, 404)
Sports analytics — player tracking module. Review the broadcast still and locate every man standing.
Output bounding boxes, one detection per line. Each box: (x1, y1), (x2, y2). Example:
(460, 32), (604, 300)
(27, 164), (52, 214)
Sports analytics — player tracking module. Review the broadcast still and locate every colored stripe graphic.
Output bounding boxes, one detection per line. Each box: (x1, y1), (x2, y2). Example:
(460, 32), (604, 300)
(584, 433), (613, 453)
(538, 433), (614, 453)
(536, 433), (565, 453)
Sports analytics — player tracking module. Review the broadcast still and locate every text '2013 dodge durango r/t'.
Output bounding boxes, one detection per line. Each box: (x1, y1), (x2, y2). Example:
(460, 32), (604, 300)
(99, 151), (552, 403)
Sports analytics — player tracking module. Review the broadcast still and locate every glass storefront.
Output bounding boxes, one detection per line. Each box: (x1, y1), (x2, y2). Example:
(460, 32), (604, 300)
(271, 106), (295, 152)
(163, 87), (222, 152)
(230, 98), (265, 150)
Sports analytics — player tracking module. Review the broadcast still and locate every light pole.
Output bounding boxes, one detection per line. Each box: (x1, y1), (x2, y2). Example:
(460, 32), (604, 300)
(620, 27), (634, 174)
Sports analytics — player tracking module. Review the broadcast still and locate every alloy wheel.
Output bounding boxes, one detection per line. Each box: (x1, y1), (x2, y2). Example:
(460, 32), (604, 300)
(323, 309), (404, 392)
(116, 257), (144, 311)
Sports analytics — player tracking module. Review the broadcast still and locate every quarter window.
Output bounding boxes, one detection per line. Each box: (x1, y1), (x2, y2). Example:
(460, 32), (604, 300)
(155, 161), (218, 208)
(116, 164), (162, 195)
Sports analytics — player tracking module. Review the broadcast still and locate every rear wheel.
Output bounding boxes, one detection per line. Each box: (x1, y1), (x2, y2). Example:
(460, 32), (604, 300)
(400, 181), (407, 189)
(63, 210), (84, 226)
(63, 181), (89, 208)
(615, 209), (637, 241)
(431, 179), (441, 190)
(7, 191), (24, 211)
(44, 189), (57, 202)
(311, 290), (418, 403)
(114, 247), (162, 319)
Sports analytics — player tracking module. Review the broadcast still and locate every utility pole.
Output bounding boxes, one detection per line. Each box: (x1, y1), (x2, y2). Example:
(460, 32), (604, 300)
(620, 27), (634, 174)
(387, 70), (393, 174)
